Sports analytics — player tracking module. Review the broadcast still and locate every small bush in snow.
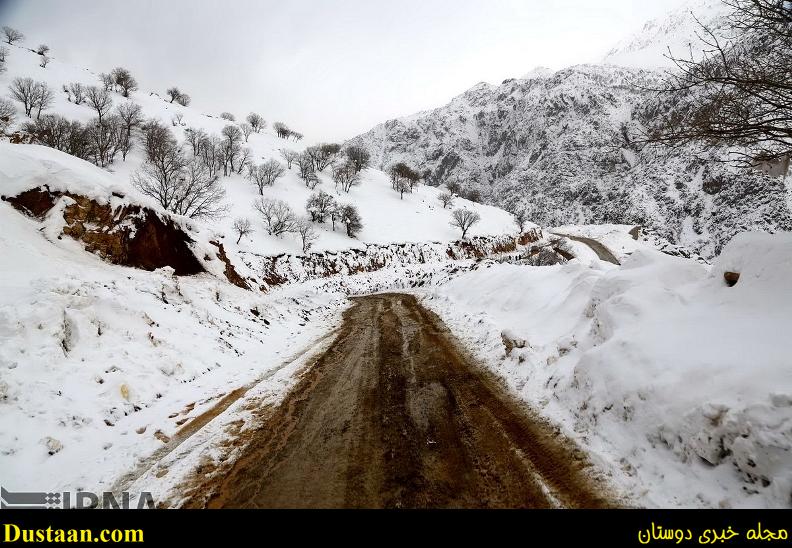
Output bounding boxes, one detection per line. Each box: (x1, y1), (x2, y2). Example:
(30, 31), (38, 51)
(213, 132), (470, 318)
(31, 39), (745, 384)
(219, 111), (235, 122)
(36, 44), (49, 56)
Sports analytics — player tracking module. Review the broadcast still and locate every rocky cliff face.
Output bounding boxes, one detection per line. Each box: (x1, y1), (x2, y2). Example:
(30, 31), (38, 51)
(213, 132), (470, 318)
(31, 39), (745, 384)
(346, 4), (792, 258)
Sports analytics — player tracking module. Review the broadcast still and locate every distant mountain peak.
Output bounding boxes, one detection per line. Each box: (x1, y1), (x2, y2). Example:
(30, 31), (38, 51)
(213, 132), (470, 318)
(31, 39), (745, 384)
(603, 0), (730, 68)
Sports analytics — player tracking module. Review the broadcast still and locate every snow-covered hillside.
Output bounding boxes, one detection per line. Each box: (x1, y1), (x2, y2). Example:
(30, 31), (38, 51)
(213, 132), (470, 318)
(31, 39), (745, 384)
(346, 1), (792, 259)
(0, 43), (514, 257)
(603, 0), (729, 68)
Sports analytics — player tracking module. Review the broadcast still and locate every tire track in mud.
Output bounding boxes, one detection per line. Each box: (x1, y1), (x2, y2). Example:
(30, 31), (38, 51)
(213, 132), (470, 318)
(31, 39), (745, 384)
(183, 293), (616, 508)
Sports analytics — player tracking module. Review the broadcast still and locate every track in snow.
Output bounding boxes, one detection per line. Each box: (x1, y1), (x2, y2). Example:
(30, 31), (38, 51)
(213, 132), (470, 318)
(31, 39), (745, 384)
(184, 293), (615, 509)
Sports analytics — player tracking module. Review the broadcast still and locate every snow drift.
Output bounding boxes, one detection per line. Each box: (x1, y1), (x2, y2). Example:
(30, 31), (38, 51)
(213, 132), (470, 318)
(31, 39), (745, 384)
(422, 232), (792, 508)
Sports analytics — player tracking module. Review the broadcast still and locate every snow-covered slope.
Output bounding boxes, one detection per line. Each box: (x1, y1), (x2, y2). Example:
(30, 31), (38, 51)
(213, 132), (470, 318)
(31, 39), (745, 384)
(422, 231), (792, 508)
(346, 1), (792, 259)
(0, 43), (515, 258)
(603, 0), (730, 68)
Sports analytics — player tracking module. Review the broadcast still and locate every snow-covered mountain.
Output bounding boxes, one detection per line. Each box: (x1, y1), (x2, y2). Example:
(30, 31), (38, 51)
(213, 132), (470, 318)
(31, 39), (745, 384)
(603, 0), (730, 68)
(346, 0), (792, 259)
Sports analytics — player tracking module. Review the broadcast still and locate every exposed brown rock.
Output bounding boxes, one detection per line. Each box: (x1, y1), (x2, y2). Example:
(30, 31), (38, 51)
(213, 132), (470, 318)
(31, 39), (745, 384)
(209, 241), (250, 290)
(4, 186), (204, 276)
(724, 271), (740, 287)
(3, 186), (58, 218)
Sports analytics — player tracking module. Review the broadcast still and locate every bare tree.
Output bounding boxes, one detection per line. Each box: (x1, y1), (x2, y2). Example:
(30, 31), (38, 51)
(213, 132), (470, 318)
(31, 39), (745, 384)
(332, 161), (361, 193)
(246, 112), (265, 132)
(175, 93), (190, 107)
(35, 44), (49, 56)
(273, 121), (290, 138)
(68, 82), (85, 104)
(84, 86), (113, 123)
(236, 147), (252, 175)
(115, 101), (143, 160)
(199, 134), (222, 178)
(0, 97), (16, 133)
(39, 55), (50, 68)
(133, 147), (226, 220)
(220, 124), (243, 176)
(248, 159), (286, 194)
(296, 152), (316, 184)
(111, 67), (138, 97)
(650, 0), (792, 165)
(0, 46), (7, 63)
(306, 143), (339, 171)
(510, 207), (529, 234)
(240, 122), (253, 142)
(388, 162), (420, 195)
(446, 180), (462, 196)
(338, 204), (363, 238)
(184, 127), (207, 156)
(99, 72), (114, 91)
(253, 198), (297, 236)
(171, 113), (184, 126)
(171, 158), (228, 219)
(280, 148), (299, 169)
(345, 145), (371, 172)
(306, 190), (336, 223)
(2, 27), (24, 45)
(395, 178), (410, 199)
(32, 82), (53, 119)
(9, 77), (37, 117)
(166, 87), (182, 103)
(438, 191), (454, 209)
(295, 218), (319, 253)
(219, 112), (235, 121)
(85, 115), (123, 167)
(233, 218), (254, 244)
(450, 208), (481, 239)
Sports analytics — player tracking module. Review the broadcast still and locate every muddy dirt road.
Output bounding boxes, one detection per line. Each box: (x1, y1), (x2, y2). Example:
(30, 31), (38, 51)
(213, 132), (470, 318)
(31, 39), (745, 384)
(186, 293), (614, 509)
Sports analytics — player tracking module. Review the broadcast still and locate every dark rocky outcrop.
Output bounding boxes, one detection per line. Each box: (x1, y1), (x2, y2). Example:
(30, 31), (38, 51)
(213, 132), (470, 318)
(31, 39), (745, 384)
(4, 186), (204, 276)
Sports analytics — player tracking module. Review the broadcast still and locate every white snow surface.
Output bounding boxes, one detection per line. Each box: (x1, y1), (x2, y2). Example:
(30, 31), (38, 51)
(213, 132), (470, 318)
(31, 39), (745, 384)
(420, 232), (792, 508)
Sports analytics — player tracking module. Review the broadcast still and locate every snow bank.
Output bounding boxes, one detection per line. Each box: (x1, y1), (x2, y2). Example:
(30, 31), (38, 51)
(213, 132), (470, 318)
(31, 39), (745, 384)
(422, 232), (792, 508)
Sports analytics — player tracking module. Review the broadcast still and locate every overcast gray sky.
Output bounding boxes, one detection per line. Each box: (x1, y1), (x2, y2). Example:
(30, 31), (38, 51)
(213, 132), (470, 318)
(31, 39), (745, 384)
(2, 0), (682, 141)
